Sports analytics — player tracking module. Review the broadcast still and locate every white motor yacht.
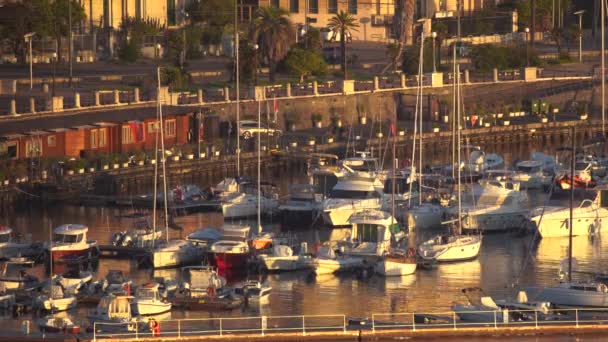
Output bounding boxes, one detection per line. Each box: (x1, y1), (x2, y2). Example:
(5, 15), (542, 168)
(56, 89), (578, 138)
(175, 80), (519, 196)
(418, 234), (481, 262)
(152, 240), (203, 269)
(34, 285), (77, 312)
(88, 295), (137, 326)
(131, 282), (172, 315)
(278, 184), (321, 224)
(531, 187), (608, 238)
(455, 179), (529, 232)
(310, 244), (365, 275)
(321, 177), (383, 227)
(221, 192), (279, 219)
(242, 280), (272, 301)
(258, 244), (312, 272)
(513, 160), (551, 189)
(406, 202), (445, 230)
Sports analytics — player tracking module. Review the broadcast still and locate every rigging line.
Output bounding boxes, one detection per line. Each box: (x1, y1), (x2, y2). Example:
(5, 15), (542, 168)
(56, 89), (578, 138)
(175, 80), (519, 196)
(11, 186), (41, 198)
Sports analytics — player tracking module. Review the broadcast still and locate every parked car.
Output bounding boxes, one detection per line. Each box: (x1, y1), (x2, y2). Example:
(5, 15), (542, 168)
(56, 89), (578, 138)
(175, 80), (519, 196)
(239, 121), (282, 139)
(320, 28), (351, 42)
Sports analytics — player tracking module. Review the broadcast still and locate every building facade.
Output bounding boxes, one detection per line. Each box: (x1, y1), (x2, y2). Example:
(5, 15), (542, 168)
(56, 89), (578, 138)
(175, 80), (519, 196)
(80, 0), (187, 31)
(258, 0), (396, 41)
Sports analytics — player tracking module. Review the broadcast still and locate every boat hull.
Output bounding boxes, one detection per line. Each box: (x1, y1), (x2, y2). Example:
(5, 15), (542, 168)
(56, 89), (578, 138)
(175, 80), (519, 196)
(418, 236), (481, 262)
(527, 286), (608, 308)
(534, 207), (608, 238)
(375, 260), (416, 276)
(213, 253), (250, 277)
(132, 301), (172, 316)
(153, 248), (202, 269)
(312, 258), (364, 275)
(259, 256), (311, 272)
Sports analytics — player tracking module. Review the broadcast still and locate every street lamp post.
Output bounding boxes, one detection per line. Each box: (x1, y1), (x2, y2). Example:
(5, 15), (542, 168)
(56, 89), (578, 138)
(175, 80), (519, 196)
(51, 52), (57, 97)
(574, 10), (585, 63)
(155, 43), (162, 63)
(432, 31), (437, 72)
(525, 27), (530, 66)
(181, 11), (189, 70)
(24, 33), (35, 90)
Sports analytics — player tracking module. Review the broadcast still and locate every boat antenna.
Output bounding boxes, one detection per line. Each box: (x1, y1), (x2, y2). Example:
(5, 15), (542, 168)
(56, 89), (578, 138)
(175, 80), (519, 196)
(157, 67), (170, 242)
(568, 126), (575, 282)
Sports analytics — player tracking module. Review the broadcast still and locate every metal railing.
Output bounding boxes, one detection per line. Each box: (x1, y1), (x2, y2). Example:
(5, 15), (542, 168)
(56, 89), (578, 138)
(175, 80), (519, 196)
(93, 314), (346, 340)
(90, 307), (608, 340)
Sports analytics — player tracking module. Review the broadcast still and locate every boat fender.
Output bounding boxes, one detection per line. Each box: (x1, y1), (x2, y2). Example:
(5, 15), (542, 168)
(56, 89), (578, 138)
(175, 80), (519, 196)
(406, 248), (416, 258)
(208, 286), (216, 298)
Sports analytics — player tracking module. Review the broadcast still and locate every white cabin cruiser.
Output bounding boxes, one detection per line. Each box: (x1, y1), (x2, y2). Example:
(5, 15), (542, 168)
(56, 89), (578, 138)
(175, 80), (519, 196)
(131, 282), (172, 315)
(111, 220), (162, 249)
(531, 188), (608, 238)
(345, 210), (400, 259)
(463, 146), (504, 173)
(258, 244), (312, 272)
(321, 177), (383, 227)
(88, 295), (136, 325)
(513, 160), (551, 189)
(456, 180), (529, 232)
(48, 224), (98, 263)
(152, 240), (203, 269)
(418, 234), (481, 262)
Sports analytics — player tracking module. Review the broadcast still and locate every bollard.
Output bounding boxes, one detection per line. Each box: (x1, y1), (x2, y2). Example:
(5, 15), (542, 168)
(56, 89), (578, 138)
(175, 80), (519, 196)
(464, 69), (470, 83)
(493, 68), (498, 82)
(197, 88), (203, 104)
(400, 73), (407, 88)
(313, 81), (318, 96)
(74, 93), (81, 108)
(373, 76), (379, 91)
(94, 91), (100, 106)
(224, 87), (230, 101)
(286, 83), (292, 97)
(134, 88), (140, 103)
(10, 99), (16, 115)
(30, 97), (36, 113)
(9, 80), (16, 94)
(42, 83), (49, 93)
(114, 89), (120, 104)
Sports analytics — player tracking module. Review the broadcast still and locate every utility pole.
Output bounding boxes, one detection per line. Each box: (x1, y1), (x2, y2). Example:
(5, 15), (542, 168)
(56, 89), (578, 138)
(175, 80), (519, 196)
(24, 33), (35, 90)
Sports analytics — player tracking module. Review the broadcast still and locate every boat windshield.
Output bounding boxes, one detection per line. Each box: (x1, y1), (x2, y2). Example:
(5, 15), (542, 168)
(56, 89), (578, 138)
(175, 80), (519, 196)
(517, 165), (540, 173)
(137, 288), (158, 300)
(0, 234), (10, 243)
(53, 233), (83, 244)
(344, 159), (377, 172)
(329, 190), (379, 199)
(354, 224), (381, 243)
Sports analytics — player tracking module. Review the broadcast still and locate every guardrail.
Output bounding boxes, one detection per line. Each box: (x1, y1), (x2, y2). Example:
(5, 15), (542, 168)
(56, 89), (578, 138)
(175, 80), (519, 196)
(91, 308), (608, 340)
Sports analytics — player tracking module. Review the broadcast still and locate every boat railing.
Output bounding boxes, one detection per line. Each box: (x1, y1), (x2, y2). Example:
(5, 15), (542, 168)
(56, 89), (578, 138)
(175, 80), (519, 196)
(91, 307), (608, 340)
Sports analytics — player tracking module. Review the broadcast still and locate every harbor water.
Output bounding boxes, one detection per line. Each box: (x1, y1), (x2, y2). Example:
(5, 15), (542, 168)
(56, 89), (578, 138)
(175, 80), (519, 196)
(1, 148), (608, 336)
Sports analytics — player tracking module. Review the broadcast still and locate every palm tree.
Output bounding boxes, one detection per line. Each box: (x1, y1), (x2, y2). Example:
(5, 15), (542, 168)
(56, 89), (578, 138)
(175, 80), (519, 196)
(328, 10), (359, 79)
(250, 6), (294, 82)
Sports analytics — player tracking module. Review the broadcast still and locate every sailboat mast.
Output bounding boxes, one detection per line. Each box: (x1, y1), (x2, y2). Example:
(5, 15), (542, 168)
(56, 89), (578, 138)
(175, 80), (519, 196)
(391, 121), (396, 230)
(152, 69), (161, 249)
(568, 126), (575, 282)
(456, 64), (462, 234)
(257, 100), (262, 232)
(235, 0), (241, 177)
(602, 0), (605, 134)
(419, 32), (424, 206)
(157, 67), (170, 242)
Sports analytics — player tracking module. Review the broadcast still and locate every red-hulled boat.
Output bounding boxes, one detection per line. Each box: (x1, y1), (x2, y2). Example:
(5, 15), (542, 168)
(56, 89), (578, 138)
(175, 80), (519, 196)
(48, 224), (98, 264)
(210, 240), (250, 277)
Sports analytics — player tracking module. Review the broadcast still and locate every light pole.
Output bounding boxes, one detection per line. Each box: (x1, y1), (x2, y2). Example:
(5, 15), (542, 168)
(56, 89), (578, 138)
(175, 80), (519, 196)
(24, 32), (35, 90)
(432, 31), (437, 72)
(181, 11), (189, 70)
(524, 27), (530, 66)
(68, 0), (73, 87)
(51, 52), (57, 97)
(155, 43), (162, 63)
(574, 10), (585, 63)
